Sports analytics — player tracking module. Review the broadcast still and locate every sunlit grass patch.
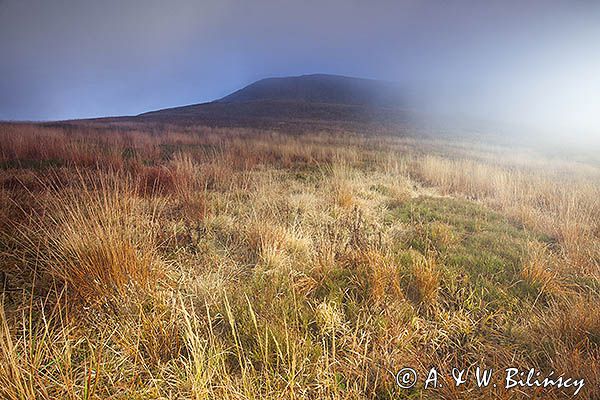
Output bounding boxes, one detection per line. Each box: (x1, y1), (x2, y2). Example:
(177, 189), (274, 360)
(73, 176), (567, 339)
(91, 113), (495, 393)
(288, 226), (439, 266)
(14, 171), (166, 304)
(0, 124), (598, 399)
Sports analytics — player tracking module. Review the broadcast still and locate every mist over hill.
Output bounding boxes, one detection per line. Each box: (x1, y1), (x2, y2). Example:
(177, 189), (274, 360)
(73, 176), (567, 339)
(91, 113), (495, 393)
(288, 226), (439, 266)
(55, 73), (583, 148)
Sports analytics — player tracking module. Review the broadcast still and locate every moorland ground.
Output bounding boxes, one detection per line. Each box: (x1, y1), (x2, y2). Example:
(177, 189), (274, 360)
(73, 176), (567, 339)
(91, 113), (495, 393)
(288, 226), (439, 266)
(0, 122), (599, 399)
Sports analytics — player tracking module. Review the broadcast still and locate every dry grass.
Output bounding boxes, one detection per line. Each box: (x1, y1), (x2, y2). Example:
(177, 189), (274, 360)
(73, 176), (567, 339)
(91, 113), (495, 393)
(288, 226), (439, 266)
(12, 171), (165, 303)
(0, 122), (598, 398)
(413, 154), (600, 276)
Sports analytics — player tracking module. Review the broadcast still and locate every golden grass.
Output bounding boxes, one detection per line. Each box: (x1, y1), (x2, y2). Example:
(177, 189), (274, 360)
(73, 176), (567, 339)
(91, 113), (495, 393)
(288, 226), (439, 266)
(0, 122), (598, 398)
(13, 171), (165, 303)
(413, 154), (600, 276)
(406, 250), (440, 308)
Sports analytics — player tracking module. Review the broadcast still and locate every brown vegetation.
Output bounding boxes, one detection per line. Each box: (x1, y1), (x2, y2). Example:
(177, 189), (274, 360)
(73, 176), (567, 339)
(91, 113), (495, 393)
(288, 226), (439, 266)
(0, 122), (598, 399)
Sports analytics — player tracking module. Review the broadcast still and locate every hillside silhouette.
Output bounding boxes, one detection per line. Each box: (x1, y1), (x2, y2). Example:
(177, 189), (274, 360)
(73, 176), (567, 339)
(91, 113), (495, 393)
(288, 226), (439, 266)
(136, 74), (413, 128)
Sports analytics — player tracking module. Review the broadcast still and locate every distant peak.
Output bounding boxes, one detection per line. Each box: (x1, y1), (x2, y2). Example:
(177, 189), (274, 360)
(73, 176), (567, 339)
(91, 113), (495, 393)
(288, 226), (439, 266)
(217, 73), (404, 107)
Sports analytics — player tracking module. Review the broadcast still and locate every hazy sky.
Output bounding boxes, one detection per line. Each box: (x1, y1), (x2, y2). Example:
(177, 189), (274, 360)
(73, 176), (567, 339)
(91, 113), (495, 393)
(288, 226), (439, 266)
(1, 0), (599, 139)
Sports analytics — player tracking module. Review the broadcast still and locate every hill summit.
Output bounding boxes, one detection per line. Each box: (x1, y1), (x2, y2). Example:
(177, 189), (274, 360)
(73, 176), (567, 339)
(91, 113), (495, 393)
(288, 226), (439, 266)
(137, 74), (411, 129)
(217, 74), (405, 107)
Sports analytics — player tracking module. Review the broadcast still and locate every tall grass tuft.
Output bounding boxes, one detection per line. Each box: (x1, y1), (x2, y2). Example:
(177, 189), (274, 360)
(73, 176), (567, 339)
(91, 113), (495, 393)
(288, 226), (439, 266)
(17, 170), (165, 303)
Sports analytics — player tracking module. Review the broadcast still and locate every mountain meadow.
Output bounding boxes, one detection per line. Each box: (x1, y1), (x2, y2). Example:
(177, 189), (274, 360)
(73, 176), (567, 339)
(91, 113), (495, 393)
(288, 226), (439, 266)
(0, 117), (598, 399)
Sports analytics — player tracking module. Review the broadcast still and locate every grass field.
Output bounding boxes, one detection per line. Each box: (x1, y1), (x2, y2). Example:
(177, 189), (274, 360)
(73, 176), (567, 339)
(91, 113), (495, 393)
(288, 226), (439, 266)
(0, 122), (599, 399)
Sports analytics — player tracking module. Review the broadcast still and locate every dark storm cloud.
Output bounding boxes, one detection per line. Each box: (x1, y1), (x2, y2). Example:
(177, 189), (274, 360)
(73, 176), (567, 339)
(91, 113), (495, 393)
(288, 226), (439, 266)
(1, 0), (599, 140)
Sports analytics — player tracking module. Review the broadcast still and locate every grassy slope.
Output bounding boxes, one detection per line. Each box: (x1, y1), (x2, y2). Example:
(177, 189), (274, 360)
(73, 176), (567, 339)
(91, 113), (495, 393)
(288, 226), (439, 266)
(0, 123), (598, 399)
